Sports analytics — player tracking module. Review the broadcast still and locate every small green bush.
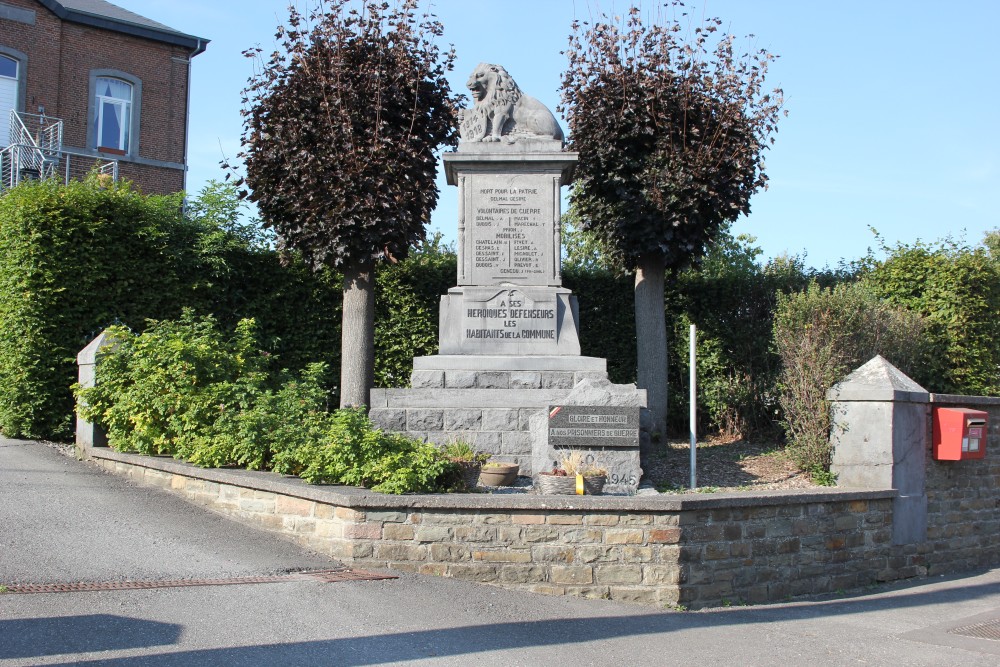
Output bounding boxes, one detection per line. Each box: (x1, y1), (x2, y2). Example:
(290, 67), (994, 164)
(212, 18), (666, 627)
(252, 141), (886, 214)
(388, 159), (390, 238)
(77, 313), (457, 493)
(773, 281), (925, 472)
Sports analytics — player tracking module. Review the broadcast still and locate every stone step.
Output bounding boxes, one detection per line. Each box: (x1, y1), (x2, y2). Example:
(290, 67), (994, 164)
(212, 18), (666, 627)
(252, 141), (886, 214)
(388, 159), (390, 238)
(370, 388), (571, 409)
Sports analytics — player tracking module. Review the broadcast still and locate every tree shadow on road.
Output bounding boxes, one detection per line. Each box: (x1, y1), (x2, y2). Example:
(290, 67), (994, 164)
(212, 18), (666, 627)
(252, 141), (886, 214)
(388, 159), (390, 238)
(0, 614), (181, 659)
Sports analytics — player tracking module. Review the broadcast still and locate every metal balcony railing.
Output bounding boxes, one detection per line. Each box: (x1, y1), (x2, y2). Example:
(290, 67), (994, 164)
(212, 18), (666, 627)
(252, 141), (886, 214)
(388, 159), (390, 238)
(1, 110), (118, 191)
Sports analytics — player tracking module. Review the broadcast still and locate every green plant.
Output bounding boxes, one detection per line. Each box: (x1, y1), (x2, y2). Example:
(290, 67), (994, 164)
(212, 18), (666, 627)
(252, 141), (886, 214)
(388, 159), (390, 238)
(773, 281), (925, 471)
(0, 585), (9, 594)
(442, 440), (490, 465)
(696, 486), (720, 494)
(866, 236), (1000, 395)
(0, 177), (201, 439)
(655, 481), (685, 494)
(283, 408), (458, 493)
(809, 468), (838, 487)
(556, 450), (607, 478)
(482, 461), (515, 470)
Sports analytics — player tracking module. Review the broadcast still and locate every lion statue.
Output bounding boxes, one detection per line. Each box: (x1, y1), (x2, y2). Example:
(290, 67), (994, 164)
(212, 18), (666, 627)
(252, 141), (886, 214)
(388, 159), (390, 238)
(458, 63), (564, 144)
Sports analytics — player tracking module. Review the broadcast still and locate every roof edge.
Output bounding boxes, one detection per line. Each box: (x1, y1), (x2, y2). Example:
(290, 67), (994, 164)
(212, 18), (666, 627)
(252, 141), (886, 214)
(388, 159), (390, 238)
(36, 0), (209, 56)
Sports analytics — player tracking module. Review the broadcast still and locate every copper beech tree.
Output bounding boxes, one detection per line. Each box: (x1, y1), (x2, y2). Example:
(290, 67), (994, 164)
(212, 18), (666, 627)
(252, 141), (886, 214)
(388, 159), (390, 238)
(236, 0), (459, 407)
(560, 5), (785, 435)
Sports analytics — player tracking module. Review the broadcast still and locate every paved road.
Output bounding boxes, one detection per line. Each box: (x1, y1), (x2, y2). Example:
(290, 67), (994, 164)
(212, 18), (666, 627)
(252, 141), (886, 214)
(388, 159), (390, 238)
(2, 438), (999, 666)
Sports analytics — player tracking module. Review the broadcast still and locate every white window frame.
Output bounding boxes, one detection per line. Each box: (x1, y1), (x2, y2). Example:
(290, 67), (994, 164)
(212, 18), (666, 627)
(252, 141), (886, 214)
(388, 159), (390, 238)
(95, 77), (132, 152)
(88, 70), (142, 157)
(0, 47), (27, 148)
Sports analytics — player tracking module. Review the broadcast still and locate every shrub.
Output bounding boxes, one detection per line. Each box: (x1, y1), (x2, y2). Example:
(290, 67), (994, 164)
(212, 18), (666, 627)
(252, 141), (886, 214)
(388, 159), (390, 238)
(669, 235), (847, 439)
(276, 407), (457, 493)
(77, 313), (457, 493)
(773, 281), (925, 472)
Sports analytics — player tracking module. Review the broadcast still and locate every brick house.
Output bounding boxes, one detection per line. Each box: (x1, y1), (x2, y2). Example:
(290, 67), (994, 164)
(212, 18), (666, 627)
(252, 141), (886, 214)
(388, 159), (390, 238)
(0, 0), (207, 194)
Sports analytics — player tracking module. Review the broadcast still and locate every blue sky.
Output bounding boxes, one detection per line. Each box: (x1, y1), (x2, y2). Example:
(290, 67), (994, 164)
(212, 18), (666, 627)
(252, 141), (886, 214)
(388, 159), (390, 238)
(113, 0), (999, 268)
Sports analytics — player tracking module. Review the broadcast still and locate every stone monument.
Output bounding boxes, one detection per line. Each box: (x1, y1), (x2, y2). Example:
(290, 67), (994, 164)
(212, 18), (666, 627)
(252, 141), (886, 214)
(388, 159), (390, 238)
(369, 63), (645, 492)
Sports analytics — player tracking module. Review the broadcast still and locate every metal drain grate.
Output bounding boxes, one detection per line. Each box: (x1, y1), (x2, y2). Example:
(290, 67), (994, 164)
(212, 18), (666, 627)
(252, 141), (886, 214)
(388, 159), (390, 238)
(2, 569), (396, 594)
(948, 618), (1000, 642)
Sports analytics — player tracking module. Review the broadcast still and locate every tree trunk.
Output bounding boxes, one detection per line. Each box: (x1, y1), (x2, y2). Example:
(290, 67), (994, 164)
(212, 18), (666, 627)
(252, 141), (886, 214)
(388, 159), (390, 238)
(634, 253), (668, 437)
(340, 259), (376, 408)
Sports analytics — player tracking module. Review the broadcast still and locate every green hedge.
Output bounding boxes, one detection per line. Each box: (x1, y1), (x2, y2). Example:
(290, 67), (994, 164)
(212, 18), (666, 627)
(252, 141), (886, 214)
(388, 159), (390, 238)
(0, 178), (347, 439)
(6, 177), (996, 448)
(0, 179), (204, 438)
(866, 239), (1000, 395)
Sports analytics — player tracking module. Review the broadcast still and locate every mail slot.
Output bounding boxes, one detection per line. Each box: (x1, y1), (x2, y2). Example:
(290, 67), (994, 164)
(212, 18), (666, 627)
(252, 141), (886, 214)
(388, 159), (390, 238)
(933, 407), (988, 460)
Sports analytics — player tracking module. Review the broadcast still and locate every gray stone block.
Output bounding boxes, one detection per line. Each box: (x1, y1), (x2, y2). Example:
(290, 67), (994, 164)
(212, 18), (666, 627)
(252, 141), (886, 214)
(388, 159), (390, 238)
(422, 431), (454, 446)
(413, 355), (606, 372)
(438, 287), (582, 356)
(830, 463), (893, 489)
(541, 372), (575, 389)
(411, 370), (445, 388)
(892, 494), (928, 545)
(445, 371), (477, 388)
(502, 431), (532, 455)
(444, 409), (482, 431)
(482, 409), (519, 431)
(473, 431), (503, 450)
(510, 372), (542, 389)
(407, 409), (444, 431)
(519, 408), (542, 431)
(574, 371), (609, 385)
(378, 388), (573, 408)
(474, 372), (509, 389)
(562, 378), (647, 408)
(369, 409), (406, 432)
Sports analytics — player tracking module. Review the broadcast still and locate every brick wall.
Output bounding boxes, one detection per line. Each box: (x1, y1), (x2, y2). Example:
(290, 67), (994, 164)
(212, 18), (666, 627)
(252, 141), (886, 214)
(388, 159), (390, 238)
(87, 447), (900, 609)
(1, 0), (190, 194)
(922, 395), (1000, 574)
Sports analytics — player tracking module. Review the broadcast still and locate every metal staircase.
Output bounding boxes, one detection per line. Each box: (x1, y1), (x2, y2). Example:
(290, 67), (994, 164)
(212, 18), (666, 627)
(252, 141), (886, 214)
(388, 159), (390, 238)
(1, 110), (118, 190)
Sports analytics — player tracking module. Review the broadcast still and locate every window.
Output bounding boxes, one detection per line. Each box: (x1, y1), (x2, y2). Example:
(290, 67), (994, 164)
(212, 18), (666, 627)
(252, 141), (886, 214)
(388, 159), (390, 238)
(0, 54), (18, 147)
(95, 77), (132, 153)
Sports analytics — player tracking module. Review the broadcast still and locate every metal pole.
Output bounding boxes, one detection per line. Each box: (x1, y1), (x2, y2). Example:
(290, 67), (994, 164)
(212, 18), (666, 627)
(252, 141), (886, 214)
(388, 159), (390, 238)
(690, 323), (697, 489)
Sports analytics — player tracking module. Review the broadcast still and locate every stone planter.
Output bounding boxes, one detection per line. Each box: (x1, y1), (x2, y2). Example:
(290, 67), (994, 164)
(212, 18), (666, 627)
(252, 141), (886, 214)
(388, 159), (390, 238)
(478, 463), (519, 487)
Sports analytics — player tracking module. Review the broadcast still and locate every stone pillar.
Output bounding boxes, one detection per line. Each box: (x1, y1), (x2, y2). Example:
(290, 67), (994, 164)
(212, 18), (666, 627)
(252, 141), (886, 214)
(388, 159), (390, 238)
(828, 355), (929, 544)
(75, 330), (119, 458)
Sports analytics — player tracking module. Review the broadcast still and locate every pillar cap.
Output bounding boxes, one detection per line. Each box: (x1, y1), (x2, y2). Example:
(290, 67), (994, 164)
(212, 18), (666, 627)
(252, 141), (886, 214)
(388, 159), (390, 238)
(827, 355), (929, 403)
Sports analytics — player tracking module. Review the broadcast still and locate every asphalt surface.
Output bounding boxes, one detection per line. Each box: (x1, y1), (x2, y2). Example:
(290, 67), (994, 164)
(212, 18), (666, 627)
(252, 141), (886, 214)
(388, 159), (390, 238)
(2, 437), (1000, 666)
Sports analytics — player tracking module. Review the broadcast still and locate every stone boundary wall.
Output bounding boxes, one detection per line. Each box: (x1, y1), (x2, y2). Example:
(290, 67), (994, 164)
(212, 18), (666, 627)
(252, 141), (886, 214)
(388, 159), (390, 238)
(923, 394), (1000, 574)
(85, 446), (900, 609)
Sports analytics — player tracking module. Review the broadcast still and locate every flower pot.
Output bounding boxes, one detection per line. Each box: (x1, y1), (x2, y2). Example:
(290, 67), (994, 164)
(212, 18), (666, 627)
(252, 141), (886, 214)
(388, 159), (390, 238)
(453, 461), (481, 490)
(582, 474), (607, 496)
(536, 473), (577, 495)
(478, 462), (519, 487)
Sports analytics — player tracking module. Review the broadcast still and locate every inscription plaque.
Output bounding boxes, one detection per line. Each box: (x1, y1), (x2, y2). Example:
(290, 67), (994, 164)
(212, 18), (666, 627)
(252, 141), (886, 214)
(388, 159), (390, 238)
(462, 172), (558, 286)
(548, 405), (640, 449)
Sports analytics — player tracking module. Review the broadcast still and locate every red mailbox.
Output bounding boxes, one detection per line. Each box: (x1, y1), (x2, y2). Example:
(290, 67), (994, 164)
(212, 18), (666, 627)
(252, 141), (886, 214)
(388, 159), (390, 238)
(933, 407), (988, 460)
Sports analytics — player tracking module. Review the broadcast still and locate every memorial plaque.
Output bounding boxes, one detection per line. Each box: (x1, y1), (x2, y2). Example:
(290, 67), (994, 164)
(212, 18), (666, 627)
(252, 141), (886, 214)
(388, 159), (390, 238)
(533, 404), (643, 491)
(547, 405), (640, 448)
(462, 172), (559, 286)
